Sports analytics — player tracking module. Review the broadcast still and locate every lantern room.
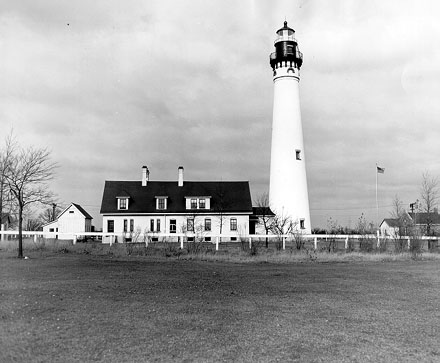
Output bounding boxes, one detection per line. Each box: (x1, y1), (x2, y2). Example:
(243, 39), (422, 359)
(270, 21), (303, 70)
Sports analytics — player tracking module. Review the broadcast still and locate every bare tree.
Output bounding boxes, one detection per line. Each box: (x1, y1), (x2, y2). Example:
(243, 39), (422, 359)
(0, 131), (16, 228)
(39, 204), (63, 225)
(389, 195), (412, 251)
(4, 142), (57, 258)
(420, 171), (439, 236)
(254, 192), (273, 248)
(390, 195), (411, 237)
(214, 184), (228, 241)
(270, 212), (302, 249)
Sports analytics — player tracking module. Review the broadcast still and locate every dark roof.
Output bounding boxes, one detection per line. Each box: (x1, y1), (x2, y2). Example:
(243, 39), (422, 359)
(252, 206), (275, 216)
(409, 212), (440, 225)
(1, 213), (11, 224)
(380, 218), (400, 228)
(72, 203), (93, 219)
(277, 21), (294, 33)
(381, 213), (413, 228)
(100, 181), (253, 214)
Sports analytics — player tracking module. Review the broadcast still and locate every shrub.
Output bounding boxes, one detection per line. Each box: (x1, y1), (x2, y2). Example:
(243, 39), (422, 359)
(346, 238), (355, 252)
(394, 237), (407, 253)
(359, 236), (374, 253)
(294, 233), (305, 250)
(378, 238), (388, 253)
(409, 238), (423, 259)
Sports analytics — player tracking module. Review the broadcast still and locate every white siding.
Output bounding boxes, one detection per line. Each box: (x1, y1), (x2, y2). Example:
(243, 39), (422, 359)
(43, 204), (92, 240)
(102, 213), (250, 243)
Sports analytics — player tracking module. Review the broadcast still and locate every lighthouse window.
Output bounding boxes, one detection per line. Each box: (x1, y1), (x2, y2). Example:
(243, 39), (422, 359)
(300, 219), (305, 229)
(296, 150), (301, 160)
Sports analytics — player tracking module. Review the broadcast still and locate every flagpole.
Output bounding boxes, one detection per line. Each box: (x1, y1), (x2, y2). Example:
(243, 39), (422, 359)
(376, 163), (379, 230)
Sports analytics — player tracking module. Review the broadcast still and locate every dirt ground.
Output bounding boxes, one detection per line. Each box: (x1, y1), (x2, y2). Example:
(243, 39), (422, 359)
(1, 252), (440, 362)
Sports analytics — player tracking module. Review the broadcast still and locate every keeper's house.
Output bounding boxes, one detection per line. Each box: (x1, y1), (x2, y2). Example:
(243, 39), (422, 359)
(100, 166), (253, 243)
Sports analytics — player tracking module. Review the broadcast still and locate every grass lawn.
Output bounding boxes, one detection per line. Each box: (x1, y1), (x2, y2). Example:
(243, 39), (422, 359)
(1, 252), (440, 362)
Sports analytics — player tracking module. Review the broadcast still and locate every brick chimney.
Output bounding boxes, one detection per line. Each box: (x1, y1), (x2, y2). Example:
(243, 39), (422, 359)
(142, 166), (150, 186)
(178, 166), (184, 187)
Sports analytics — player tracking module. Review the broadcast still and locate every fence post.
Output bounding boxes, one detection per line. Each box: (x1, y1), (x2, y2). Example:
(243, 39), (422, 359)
(283, 236), (286, 250)
(145, 234), (149, 248)
(407, 237), (411, 250)
(1, 224), (4, 241)
(73, 235), (77, 245)
(109, 236), (113, 246)
(345, 237), (348, 250)
(376, 231), (380, 249)
(314, 237), (318, 250)
(180, 237), (184, 249)
(215, 237), (219, 251)
(34, 234), (37, 243)
(249, 237), (252, 249)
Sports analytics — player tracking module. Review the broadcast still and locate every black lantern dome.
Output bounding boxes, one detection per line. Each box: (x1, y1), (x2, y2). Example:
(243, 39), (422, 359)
(270, 21), (303, 70)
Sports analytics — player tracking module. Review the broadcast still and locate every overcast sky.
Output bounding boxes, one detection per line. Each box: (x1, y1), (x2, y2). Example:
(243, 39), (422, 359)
(2, 0), (440, 229)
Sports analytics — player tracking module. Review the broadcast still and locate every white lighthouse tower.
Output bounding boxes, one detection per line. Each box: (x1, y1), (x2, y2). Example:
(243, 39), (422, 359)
(269, 21), (311, 233)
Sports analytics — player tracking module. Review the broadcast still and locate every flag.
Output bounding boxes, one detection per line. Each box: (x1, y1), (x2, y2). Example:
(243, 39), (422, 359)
(377, 166), (385, 174)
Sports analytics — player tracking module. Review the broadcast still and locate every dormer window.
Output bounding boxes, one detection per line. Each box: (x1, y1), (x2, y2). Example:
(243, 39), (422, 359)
(156, 196), (168, 210)
(117, 197), (129, 210)
(185, 196), (211, 210)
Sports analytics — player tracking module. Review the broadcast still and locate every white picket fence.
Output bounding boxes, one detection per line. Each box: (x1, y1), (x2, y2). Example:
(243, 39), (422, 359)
(0, 230), (438, 251)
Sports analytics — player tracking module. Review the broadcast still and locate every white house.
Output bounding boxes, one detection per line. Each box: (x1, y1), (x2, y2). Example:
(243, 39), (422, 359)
(43, 203), (93, 240)
(100, 166), (253, 243)
(379, 218), (403, 238)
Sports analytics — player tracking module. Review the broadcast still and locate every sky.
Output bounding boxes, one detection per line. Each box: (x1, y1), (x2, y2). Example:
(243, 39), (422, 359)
(2, 0), (440, 230)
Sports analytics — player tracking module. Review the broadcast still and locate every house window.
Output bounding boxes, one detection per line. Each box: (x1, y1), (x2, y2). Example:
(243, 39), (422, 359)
(187, 218), (194, 232)
(130, 219), (134, 232)
(170, 219), (176, 233)
(69, 210), (74, 214)
(107, 220), (114, 233)
(205, 218), (211, 231)
(119, 198), (128, 210)
(49, 228), (54, 232)
(296, 150), (301, 160)
(157, 219), (161, 232)
(157, 197), (167, 210)
(123, 219), (128, 232)
(191, 198), (197, 209)
(199, 198), (206, 209)
(300, 219), (305, 229)
(230, 218), (237, 231)
(150, 219), (155, 232)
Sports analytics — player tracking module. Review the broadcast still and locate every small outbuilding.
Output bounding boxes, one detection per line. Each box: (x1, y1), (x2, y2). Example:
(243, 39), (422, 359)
(1, 213), (12, 230)
(42, 203), (93, 240)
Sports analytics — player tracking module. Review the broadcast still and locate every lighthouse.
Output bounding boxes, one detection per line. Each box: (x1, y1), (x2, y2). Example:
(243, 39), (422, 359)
(269, 21), (311, 233)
